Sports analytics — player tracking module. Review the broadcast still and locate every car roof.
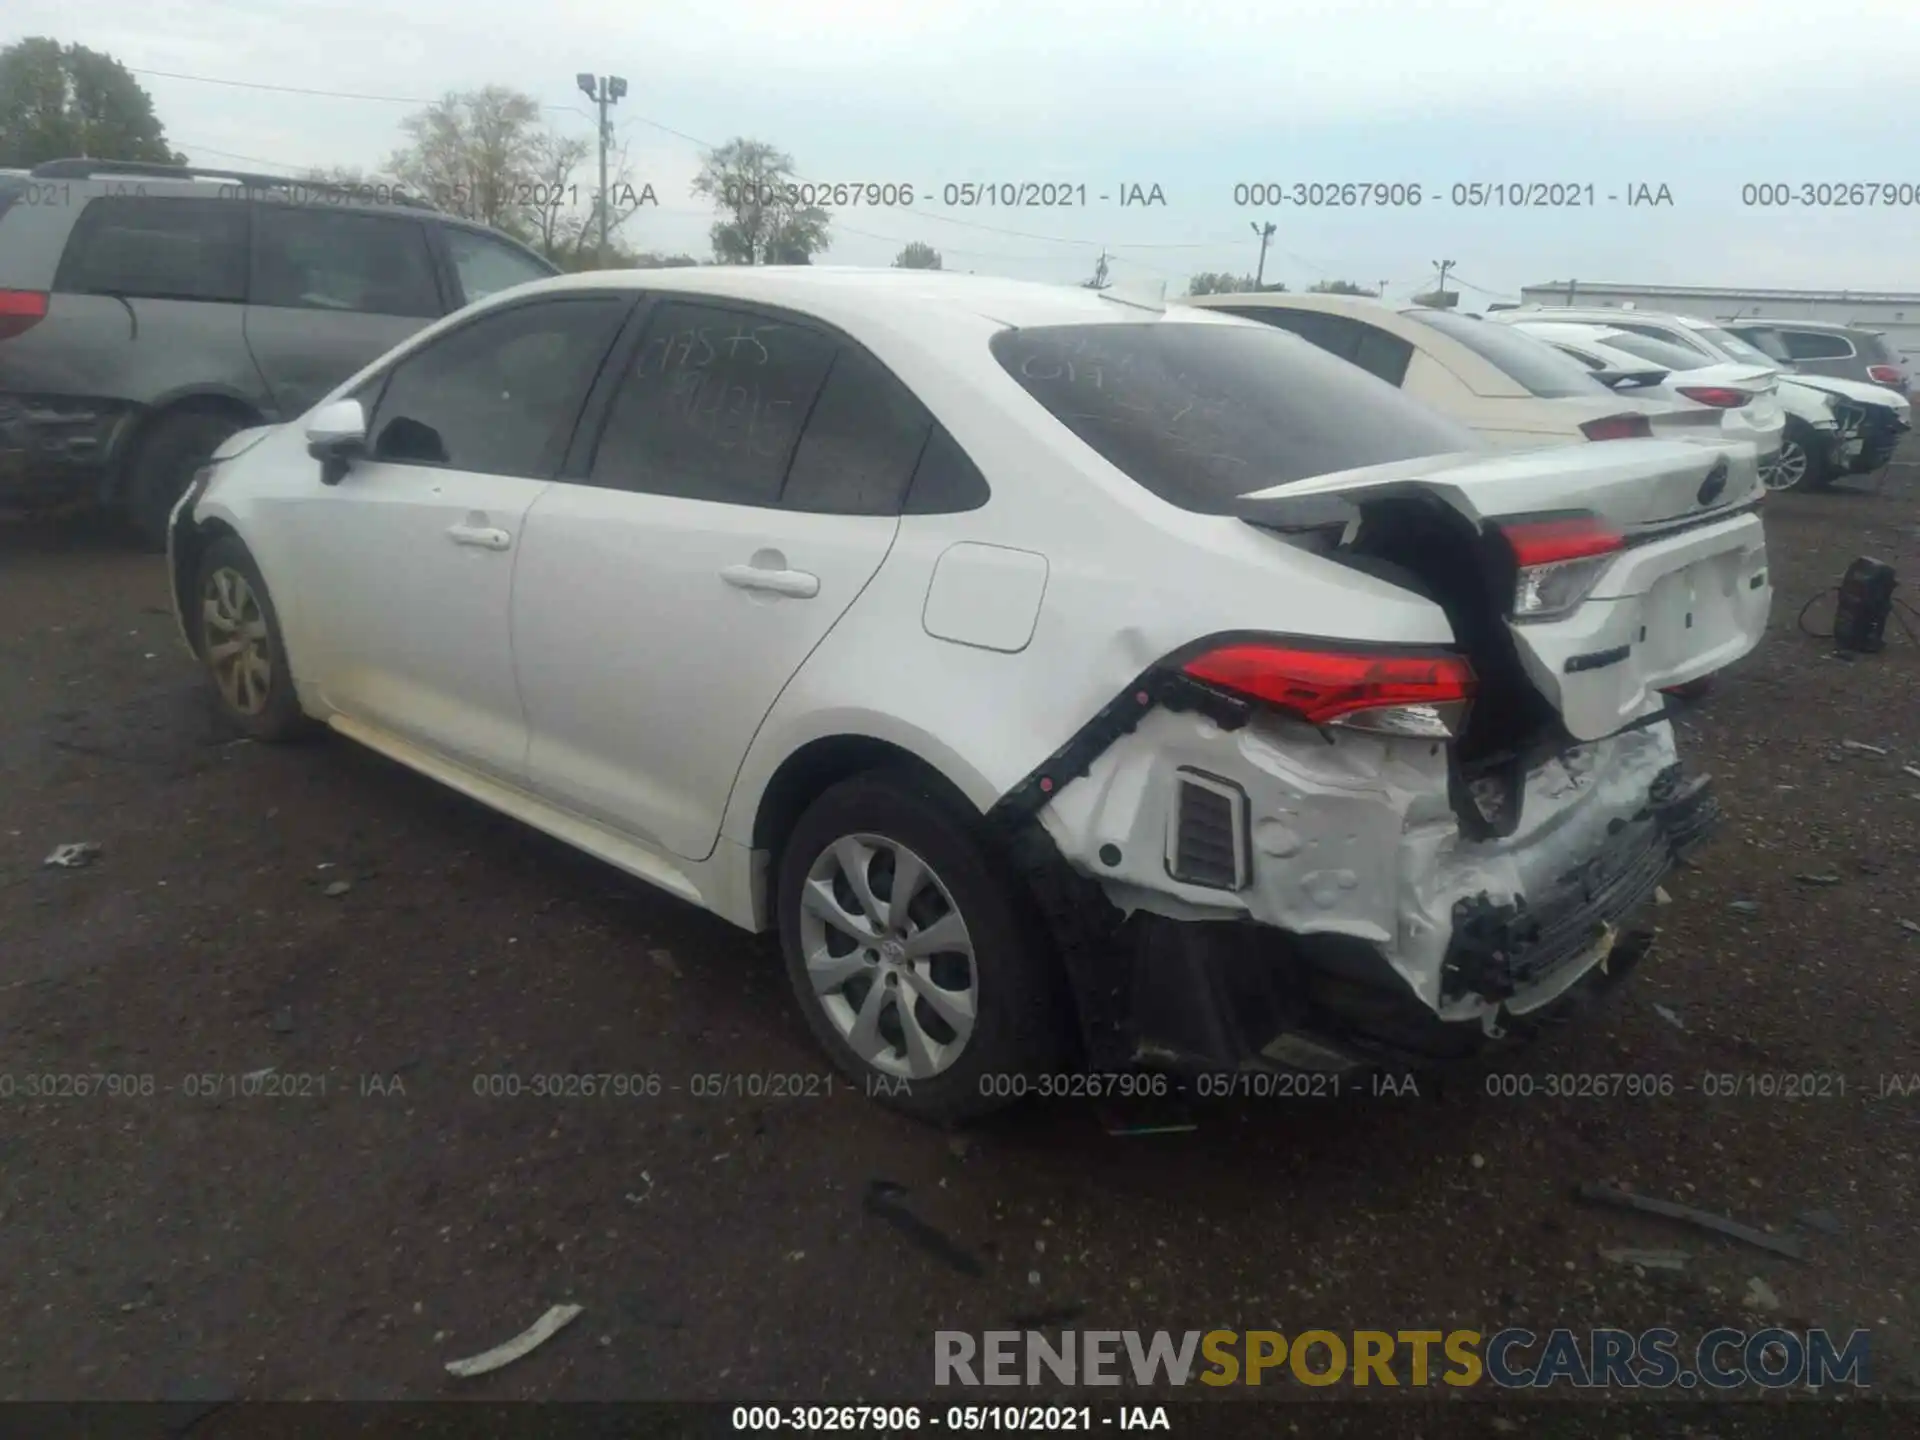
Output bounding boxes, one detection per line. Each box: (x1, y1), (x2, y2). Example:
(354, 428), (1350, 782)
(1184, 290), (1408, 318)
(515, 266), (1248, 332)
(1728, 317), (1881, 335)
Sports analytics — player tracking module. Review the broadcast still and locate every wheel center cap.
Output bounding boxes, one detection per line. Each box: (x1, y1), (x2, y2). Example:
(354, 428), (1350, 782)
(880, 937), (907, 963)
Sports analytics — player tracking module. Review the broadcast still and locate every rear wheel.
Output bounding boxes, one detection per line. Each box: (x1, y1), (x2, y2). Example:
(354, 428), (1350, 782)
(123, 411), (245, 551)
(193, 536), (315, 742)
(775, 769), (1068, 1123)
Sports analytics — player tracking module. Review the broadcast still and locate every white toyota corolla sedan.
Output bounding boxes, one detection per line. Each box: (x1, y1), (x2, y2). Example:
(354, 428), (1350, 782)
(168, 267), (1770, 1121)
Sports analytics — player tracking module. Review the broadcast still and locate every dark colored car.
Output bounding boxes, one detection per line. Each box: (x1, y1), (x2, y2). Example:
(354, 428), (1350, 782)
(1724, 319), (1912, 396)
(0, 159), (558, 546)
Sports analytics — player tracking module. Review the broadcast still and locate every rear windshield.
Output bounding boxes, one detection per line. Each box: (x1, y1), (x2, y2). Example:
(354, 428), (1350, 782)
(1596, 331), (1713, 371)
(1402, 309), (1611, 398)
(989, 320), (1480, 513)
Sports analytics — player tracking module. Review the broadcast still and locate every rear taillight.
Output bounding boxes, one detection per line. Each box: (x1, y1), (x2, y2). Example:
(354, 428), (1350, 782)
(1180, 642), (1477, 739)
(1499, 512), (1624, 622)
(1868, 364), (1904, 386)
(1675, 386), (1750, 409)
(0, 289), (48, 341)
(1580, 413), (1653, 441)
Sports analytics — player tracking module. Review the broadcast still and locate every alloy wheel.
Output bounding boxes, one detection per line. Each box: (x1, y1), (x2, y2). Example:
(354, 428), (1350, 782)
(201, 567), (272, 715)
(1765, 441), (1807, 491)
(796, 833), (978, 1080)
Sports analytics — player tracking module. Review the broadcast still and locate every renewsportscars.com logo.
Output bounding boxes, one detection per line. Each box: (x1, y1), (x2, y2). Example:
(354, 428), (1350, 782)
(934, 1328), (1871, 1391)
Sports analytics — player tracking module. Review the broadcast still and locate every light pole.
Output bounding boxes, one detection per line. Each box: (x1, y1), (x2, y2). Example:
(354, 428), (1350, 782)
(1250, 221), (1276, 289)
(576, 73), (627, 266)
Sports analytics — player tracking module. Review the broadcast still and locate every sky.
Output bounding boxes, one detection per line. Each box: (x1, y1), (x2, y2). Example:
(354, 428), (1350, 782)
(13, 0), (1920, 301)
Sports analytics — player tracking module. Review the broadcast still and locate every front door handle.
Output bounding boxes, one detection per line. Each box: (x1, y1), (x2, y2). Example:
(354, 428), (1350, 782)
(448, 524), (511, 551)
(720, 563), (820, 599)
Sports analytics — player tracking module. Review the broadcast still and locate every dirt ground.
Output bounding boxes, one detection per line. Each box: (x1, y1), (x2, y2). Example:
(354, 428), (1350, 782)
(2, 447), (1918, 1426)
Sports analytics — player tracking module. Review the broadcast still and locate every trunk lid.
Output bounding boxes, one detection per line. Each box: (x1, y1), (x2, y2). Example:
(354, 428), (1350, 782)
(1235, 438), (1771, 743)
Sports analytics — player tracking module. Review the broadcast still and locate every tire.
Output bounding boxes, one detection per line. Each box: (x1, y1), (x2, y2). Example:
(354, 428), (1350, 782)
(192, 536), (317, 743)
(124, 411), (245, 552)
(775, 768), (1069, 1124)
(1770, 420), (1832, 493)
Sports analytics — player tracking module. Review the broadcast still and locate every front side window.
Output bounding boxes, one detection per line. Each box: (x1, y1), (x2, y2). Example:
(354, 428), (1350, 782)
(991, 320), (1480, 514)
(251, 206), (441, 317)
(366, 296), (632, 477)
(55, 196), (249, 303)
(588, 300), (838, 505)
(1401, 309), (1611, 398)
(444, 227), (558, 306)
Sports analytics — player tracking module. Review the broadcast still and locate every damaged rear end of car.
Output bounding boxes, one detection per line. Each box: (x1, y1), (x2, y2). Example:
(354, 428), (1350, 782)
(1001, 438), (1767, 1078)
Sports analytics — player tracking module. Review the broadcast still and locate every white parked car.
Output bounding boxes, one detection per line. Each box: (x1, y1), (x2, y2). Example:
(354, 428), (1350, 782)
(1494, 307), (1911, 489)
(1501, 319), (1787, 483)
(1182, 292), (1739, 455)
(168, 268), (1768, 1121)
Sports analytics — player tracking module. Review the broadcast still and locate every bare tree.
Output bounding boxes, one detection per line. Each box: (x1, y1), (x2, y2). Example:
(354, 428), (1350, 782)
(388, 86), (544, 237)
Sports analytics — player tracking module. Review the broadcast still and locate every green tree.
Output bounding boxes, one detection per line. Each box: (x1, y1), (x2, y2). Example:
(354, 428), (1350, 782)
(1308, 279), (1378, 296)
(1186, 271), (1286, 296)
(893, 241), (943, 270)
(692, 138), (831, 265)
(0, 38), (184, 168)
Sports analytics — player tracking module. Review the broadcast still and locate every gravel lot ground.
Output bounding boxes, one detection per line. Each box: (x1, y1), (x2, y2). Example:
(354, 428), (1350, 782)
(2, 448), (1917, 1429)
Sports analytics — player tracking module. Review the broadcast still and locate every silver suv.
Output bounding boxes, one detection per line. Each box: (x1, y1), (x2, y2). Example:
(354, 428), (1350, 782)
(0, 159), (559, 546)
(1722, 319), (1912, 397)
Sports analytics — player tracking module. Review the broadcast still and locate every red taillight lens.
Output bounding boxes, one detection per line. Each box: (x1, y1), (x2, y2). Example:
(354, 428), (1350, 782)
(1579, 413), (1653, 441)
(1181, 642), (1477, 737)
(1500, 514), (1624, 567)
(1675, 385), (1750, 408)
(0, 289), (49, 341)
(1868, 364), (1904, 385)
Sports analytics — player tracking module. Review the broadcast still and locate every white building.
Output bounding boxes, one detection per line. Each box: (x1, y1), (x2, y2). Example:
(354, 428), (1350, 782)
(1512, 282), (1920, 366)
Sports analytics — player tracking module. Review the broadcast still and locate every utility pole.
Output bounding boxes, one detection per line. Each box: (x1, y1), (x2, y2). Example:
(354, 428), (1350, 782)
(1250, 221), (1276, 289)
(1378, 279), (1389, 299)
(576, 73), (628, 267)
(1433, 258), (1455, 300)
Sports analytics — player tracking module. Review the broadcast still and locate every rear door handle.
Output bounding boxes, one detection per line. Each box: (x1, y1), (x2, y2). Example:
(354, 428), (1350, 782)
(448, 524), (511, 551)
(720, 564), (820, 599)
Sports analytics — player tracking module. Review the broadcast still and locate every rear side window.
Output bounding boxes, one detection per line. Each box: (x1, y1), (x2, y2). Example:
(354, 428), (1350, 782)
(990, 321), (1480, 513)
(1352, 327), (1414, 385)
(1401, 310), (1609, 398)
(367, 296), (631, 477)
(1228, 308), (1414, 387)
(904, 425), (990, 514)
(252, 205), (440, 317)
(1779, 329), (1855, 361)
(444, 226), (557, 306)
(781, 346), (933, 514)
(589, 300), (837, 505)
(55, 196), (249, 303)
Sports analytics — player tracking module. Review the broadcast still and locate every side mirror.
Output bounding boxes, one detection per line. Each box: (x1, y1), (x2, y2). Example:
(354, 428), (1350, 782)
(305, 398), (367, 486)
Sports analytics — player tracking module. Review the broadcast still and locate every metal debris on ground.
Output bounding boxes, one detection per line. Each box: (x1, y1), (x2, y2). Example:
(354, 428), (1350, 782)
(1795, 873), (1842, 886)
(1903, 765), (1920, 780)
(863, 1180), (985, 1277)
(1728, 900), (1761, 916)
(1744, 1276), (1781, 1312)
(1574, 1183), (1807, 1260)
(1654, 886), (1672, 906)
(1600, 1247), (1691, 1272)
(1840, 741), (1889, 755)
(42, 842), (102, 869)
(323, 880), (353, 898)
(444, 1303), (584, 1377)
(1899, 919), (1920, 936)
(1652, 1004), (1686, 1031)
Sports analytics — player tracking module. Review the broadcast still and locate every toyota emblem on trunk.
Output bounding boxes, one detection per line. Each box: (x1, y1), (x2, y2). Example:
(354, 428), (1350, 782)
(1697, 459), (1729, 506)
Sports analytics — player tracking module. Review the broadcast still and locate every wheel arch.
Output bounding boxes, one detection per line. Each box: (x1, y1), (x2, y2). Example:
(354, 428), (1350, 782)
(107, 389), (267, 504)
(735, 725), (1000, 925)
